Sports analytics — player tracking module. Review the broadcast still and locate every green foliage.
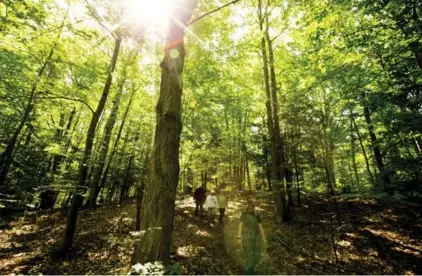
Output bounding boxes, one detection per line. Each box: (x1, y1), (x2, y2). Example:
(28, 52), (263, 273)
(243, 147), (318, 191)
(0, 0), (420, 216)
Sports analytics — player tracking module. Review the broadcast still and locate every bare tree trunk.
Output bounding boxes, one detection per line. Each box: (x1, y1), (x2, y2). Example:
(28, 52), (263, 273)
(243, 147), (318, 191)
(88, 69), (127, 208)
(97, 87), (135, 205)
(351, 115), (376, 187)
(350, 118), (360, 189)
(59, 36), (122, 254)
(265, 14), (291, 221)
(246, 157), (251, 190)
(362, 95), (390, 191)
(120, 126), (141, 204)
(130, 1), (196, 265)
(262, 133), (272, 191)
(257, 0), (284, 223)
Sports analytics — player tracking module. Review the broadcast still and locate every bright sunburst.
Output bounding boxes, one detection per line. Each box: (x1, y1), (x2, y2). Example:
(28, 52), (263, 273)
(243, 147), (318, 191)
(123, 0), (171, 28)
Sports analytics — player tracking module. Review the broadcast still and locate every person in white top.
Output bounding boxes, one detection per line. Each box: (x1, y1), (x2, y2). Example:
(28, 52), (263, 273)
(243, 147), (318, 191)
(204, 189), (219, 225)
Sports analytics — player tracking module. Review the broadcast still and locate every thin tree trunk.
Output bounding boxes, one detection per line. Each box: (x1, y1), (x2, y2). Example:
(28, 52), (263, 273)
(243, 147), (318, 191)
(120, 125), (141, 203)
(350, 118), (360, 189)
(351, 115), (376, 187)
(265, 14), (291, 221)
(96, 86), (135, 204)
(246, 157), (251, 190)
(257, 0), (284, 223)
(136, 154), (149, 231)
(88, 70), (127, 208)
(362, 95), (390, 190)
(60, 36), (122, 254)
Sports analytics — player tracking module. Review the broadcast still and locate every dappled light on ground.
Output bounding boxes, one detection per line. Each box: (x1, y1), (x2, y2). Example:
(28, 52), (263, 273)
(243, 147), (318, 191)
(0, 193), (421, 274)
(176, 245), (206, 257)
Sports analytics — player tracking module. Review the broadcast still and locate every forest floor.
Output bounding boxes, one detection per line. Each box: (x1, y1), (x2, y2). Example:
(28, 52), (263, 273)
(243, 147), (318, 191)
(0, 191), (422, 275)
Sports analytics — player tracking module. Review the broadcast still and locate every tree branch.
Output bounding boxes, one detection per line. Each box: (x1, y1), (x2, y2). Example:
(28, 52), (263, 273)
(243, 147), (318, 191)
(37, 95), (94, 113)
(83, 0), (116, 38)
(188, 0), (242, 26)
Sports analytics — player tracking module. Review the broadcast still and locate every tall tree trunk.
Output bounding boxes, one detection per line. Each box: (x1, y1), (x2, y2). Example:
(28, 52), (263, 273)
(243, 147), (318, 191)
(88, 70), (127, 208)
(350, 118), (360, 189)
(246, 157), (251, 190)
(120, 125), (141, 203)
(130, 1), (196, 265)
(60, 36), (122, 253)
(257, 0), (284, 223)
(136, 154), (149, 231)
(351, 115), (376, 187)
(108, 125), (132, 203)
(97, 86), (135, 204)
(120, 155), (134, 203)
(265, 14), (291, 221)
(293, 152), (301, 206)
(362, 95), (391, 191)
(262, 133), (272, 191)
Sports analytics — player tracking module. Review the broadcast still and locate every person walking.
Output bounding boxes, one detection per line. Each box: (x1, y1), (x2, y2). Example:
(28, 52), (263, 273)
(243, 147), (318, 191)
(204, 189), (219, 226)
(193, 185), (206, 216)
(217, 190), (228, 223)
(237, 198), (267, 274)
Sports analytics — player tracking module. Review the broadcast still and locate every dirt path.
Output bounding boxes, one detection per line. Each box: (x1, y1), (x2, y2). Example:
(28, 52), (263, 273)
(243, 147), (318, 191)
(171, 196), (244, 274)
(0, 192), (421, 274)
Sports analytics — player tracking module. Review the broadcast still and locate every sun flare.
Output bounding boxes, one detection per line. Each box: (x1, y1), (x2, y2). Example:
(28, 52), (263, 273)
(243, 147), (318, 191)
(123, 0), (171, 28)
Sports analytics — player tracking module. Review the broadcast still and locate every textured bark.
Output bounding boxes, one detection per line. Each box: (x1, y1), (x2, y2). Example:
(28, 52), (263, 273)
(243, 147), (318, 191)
(131, 1), (196, 265)
(60, 36), (121, 253)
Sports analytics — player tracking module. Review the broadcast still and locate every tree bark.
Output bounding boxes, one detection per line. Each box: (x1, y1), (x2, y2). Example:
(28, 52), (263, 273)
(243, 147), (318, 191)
(350, 118), (360, 189)
(351, 115), (376, 187)
(120, 125), (141, 203)
(60, 36), (122, 253)
(246, 156), (251, 190)
(97, 85), (136, 204)
(130, 0), (196, 265)
(257, 0), (284, 223)
(362, 94), (391, 190)
(264, 13), (291, 221)
(88, 69), (127, 208)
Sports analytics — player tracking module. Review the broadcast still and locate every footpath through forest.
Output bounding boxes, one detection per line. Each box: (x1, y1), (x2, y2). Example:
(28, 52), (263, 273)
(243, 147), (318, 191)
(1, 192), (422, 274)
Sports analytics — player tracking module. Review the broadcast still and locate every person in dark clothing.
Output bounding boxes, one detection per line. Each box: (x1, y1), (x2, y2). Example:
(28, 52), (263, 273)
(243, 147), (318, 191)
(237, 198), (267, 275)
(193, 185), (206, 216)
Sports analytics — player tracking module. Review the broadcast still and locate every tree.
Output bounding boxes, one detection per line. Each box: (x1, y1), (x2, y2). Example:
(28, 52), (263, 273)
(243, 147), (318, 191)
(60, 33), (122, 254)
(131, 0), (197, 265)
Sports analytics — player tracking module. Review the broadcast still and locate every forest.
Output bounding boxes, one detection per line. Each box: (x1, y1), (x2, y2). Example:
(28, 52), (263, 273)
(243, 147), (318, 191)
(0, 0), (421, 274)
